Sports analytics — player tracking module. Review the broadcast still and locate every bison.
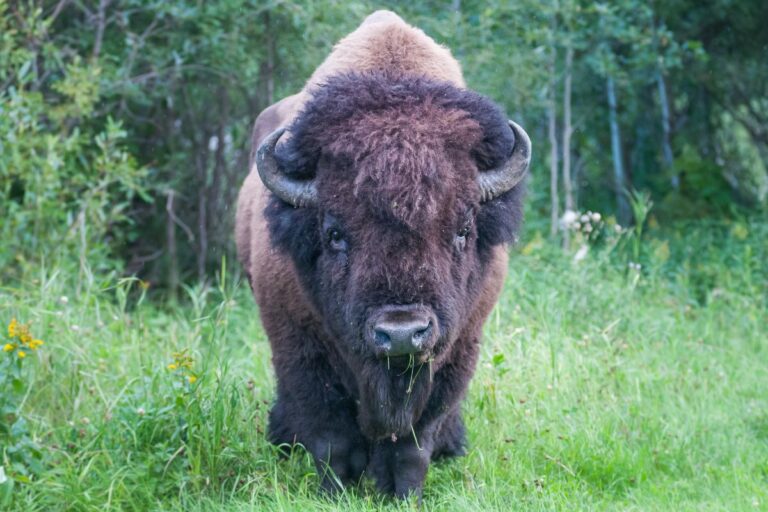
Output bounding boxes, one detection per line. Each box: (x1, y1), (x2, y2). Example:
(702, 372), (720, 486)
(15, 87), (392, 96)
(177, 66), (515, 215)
(236, 10), (531, 498)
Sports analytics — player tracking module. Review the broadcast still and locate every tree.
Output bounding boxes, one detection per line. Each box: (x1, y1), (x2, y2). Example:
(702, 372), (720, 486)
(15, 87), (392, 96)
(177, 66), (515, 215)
(548, 8), (560, 237)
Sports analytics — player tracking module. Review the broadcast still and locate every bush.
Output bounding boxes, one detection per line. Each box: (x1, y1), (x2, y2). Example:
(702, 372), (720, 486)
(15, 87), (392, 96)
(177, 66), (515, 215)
(0, 2), (148, 279)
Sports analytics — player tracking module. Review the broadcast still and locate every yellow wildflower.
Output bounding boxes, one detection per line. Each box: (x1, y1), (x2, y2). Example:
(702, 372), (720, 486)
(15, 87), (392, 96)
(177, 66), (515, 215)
(171, 350), (194, 369)
(167, 350), (198, 386)
(8, 318), (18, 338)
(5, 319), (44, 354)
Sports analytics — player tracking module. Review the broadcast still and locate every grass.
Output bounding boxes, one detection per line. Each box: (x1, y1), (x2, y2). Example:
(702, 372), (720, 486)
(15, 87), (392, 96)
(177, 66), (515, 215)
(1, 219), (766, 511)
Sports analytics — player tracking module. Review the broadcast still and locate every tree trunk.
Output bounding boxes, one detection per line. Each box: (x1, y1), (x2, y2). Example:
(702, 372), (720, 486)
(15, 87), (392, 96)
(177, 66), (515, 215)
(562, 46), (574, 213)
(263, 11), (275, 106)
(196, 131), (210, 282)
(548, 27), (559, 237)
(166, 191), (179, 303)
(656, 67), (677, 189)
(606, 74), (630, 224)
(561, 45), (574, 247)
(650, 8), (678, 191)
(92, 0), (111, 60)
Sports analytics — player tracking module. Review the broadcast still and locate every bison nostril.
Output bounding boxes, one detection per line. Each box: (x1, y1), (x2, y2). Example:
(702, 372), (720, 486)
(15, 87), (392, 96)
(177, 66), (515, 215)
(373, 329), (392, 348)
(411, 324), (431, 345)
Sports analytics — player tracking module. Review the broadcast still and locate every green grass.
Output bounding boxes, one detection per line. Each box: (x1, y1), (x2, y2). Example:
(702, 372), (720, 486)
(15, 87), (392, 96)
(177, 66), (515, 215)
(1, 220), (766, 511)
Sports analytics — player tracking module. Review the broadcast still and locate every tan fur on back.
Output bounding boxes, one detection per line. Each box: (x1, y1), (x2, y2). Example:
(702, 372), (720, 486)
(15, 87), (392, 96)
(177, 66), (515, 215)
(273, 11), (465, 135)
(307, 11), (465, 90)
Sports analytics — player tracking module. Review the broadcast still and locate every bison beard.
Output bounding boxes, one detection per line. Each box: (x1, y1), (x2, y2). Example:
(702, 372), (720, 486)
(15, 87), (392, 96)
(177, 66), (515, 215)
(356, 355), (433, 440)
(248, 69), (527, 498)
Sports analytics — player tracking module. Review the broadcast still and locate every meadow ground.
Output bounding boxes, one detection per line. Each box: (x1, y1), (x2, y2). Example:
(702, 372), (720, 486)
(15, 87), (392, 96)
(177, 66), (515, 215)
(1, 219), (766, 511)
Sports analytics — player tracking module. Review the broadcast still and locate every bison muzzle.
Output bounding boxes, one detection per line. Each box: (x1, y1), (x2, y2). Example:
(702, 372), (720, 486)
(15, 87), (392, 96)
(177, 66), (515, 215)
(235, 10), (532, 499)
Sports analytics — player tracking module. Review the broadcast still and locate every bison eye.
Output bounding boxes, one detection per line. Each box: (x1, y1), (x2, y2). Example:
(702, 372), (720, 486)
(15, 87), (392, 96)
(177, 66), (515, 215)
(454, 224), (471, 251)
(327, 228), (347, 252)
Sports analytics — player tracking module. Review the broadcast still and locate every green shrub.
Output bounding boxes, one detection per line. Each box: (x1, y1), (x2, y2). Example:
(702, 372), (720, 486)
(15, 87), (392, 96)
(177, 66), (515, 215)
(0, 2), (148, 279)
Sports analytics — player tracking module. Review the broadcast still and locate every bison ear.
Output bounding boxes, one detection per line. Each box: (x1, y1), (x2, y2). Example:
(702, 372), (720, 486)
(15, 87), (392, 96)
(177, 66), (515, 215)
(256, 127), (319, 208)
(476, 120), (531, 203)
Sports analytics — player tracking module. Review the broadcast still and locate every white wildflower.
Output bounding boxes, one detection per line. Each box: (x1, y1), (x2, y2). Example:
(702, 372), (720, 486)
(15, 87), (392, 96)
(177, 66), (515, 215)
(0, 465), (6, 484)
(560, 210), (579, 229)
(574, 245), (589, 262)
(580, 214), (590, 224)
(60, 295), (69, 304)
(71, 324), (80, 332)
(591, 212), (602, 222)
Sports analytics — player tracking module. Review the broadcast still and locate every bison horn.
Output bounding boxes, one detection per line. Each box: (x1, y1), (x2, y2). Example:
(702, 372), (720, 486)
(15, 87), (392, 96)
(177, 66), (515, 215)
(256, 127), (318, 208)
(477, 120), (532, 202)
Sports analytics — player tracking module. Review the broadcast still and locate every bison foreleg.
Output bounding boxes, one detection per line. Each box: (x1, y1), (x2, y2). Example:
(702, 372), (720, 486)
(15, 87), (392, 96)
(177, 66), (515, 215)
(369, 424), (438, 500)
(369, 345), (477, 498)
(431, 409), (467, 459)
(368, 409), (466, 499)
(268, 347), (368, 493)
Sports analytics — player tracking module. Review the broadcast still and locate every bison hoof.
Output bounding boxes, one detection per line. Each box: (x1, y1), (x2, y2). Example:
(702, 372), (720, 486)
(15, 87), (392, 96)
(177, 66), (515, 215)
(311, 434), (368, 494)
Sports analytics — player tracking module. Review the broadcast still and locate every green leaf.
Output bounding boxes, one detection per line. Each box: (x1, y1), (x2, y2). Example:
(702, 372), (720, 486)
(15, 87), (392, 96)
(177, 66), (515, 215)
(10, 378), (24, 395)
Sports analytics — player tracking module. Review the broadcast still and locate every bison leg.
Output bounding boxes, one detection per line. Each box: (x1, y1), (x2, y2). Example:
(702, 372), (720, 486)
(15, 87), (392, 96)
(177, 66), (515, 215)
(267, 345), (368, 493)
(369, 345), (479, 498)
(368, 410), (465, 499)
(431, 410), (467, 460)
(369, 426), (437, 500)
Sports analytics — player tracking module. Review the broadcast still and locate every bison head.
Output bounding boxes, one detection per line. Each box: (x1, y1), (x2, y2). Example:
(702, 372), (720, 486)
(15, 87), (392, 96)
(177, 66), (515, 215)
(259, 72), (530, 437)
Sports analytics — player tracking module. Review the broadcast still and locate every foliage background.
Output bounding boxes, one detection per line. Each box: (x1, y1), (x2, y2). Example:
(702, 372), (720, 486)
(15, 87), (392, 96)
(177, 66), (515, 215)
(2, 0), (766, 289)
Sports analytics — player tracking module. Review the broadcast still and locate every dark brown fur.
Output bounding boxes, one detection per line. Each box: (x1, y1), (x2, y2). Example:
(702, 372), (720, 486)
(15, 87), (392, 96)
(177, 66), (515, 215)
(235, 11), (525, 498)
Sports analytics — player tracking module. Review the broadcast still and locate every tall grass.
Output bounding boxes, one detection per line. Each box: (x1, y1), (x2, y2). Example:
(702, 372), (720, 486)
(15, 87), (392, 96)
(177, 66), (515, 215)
(0, 219), (766, 511)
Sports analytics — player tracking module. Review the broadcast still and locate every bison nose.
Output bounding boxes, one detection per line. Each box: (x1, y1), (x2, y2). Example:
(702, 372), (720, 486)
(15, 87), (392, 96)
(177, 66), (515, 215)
(373, 319), (431, 356)
(370, 308), (435, 357)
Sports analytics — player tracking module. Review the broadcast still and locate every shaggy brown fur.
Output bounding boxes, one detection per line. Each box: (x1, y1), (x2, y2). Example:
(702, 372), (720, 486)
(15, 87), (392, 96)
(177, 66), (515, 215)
(235, 10), (525, 499)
